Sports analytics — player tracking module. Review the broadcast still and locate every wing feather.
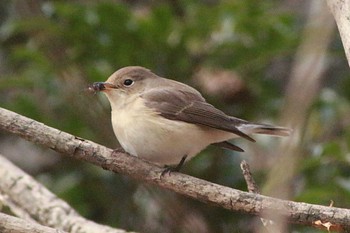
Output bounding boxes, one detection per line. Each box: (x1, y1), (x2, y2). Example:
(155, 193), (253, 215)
(142, 88), (255, 142)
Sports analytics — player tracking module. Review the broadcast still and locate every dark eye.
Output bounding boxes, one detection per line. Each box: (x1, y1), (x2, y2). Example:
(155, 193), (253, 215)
(123, 79), (134, 86)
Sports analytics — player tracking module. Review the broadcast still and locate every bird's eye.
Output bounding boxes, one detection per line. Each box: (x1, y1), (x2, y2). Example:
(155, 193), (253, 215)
(123, 79), (134, 87)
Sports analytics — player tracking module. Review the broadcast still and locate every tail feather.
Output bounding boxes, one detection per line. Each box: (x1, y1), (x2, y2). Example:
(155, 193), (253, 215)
(237, 123), (292, 137)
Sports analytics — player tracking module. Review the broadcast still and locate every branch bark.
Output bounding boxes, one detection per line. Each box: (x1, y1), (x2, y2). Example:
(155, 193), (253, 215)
(327, 0), (350, 67)
(0, 107), (350, 231)
(0, 153), (132, 233)
(0, 212), (67, 233)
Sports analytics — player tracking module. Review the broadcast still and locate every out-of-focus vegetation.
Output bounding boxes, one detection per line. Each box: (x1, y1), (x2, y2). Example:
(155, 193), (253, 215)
(0, 0), (349, 232)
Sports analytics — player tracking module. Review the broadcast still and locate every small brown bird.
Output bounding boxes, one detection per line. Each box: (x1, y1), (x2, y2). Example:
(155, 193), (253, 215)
(91, 66), (291, 171)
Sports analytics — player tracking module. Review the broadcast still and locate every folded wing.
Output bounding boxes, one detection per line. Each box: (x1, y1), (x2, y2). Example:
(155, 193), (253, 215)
(142, 88), (255, 142)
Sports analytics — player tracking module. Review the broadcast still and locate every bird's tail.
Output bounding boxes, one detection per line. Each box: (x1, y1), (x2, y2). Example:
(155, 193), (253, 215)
(237, 123), (292, 137)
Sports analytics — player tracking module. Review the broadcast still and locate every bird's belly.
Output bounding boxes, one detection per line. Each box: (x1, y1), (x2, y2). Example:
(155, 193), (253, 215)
(111, 109), (232, 165)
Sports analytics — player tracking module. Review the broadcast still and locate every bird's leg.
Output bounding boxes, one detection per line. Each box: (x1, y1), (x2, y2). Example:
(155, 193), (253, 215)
(161, 155), (187, 176)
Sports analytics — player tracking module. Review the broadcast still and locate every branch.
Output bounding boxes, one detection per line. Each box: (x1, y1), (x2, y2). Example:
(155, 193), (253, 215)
(0, 190), (36, 222)
(0, 107), (349, 231)
(241, 161), (283, 233)
(0, 212), (67, 233)
(0, 153), (132, 233)
(240, 160), (260, 194)
(327, 0), (350, 67)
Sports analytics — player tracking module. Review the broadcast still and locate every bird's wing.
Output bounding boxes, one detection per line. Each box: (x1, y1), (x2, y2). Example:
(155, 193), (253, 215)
(212, 141), (244, 152)
(141, 88), (255, 142)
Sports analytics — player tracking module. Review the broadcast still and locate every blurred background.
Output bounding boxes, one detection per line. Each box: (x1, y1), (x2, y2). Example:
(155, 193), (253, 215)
(1, 0), (350, 232)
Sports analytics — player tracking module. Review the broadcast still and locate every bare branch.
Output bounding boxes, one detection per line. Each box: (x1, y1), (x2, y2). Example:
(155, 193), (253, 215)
(240, 160), (260, 194)
(241, 161), (280, 233)
(327, 0), (350, 66)
(0, 212), (67, 233)
(0, 107), (350, 231)
(0, 190), (36, 222)
(0, 153), (133, 233)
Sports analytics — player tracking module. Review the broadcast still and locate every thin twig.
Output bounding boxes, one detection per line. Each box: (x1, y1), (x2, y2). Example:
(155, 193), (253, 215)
(240, 160), (260, 194)
(241, 160), (279, 233)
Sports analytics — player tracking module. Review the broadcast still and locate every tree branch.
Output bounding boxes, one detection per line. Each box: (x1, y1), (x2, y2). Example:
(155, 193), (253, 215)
(241, 161), (280, 233)
(240, 160), (260, 194)
(327, 0), (350, 67)
(0, 212), (67, 233)
(0, 153), (132, 233)
(0, 107), (349, 231)
(0, 190), (36, 222)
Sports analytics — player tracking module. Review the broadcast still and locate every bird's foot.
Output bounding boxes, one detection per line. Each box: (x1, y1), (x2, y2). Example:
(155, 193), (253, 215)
(161, 155), (187, 177)
(112, 147), (127, 156)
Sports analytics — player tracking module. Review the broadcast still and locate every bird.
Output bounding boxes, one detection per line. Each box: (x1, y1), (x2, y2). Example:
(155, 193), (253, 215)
(90, 66), (291, 172)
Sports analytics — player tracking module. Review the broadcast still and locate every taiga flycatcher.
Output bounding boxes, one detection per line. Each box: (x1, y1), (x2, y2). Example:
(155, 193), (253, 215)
(90, 66), (290, 172)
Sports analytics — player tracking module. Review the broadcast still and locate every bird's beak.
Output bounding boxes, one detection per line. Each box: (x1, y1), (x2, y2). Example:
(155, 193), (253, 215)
(90, 82), (117, 92)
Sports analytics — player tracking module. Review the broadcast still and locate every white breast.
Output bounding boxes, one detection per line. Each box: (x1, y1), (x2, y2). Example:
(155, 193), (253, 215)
(110, 97), (233, 165)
